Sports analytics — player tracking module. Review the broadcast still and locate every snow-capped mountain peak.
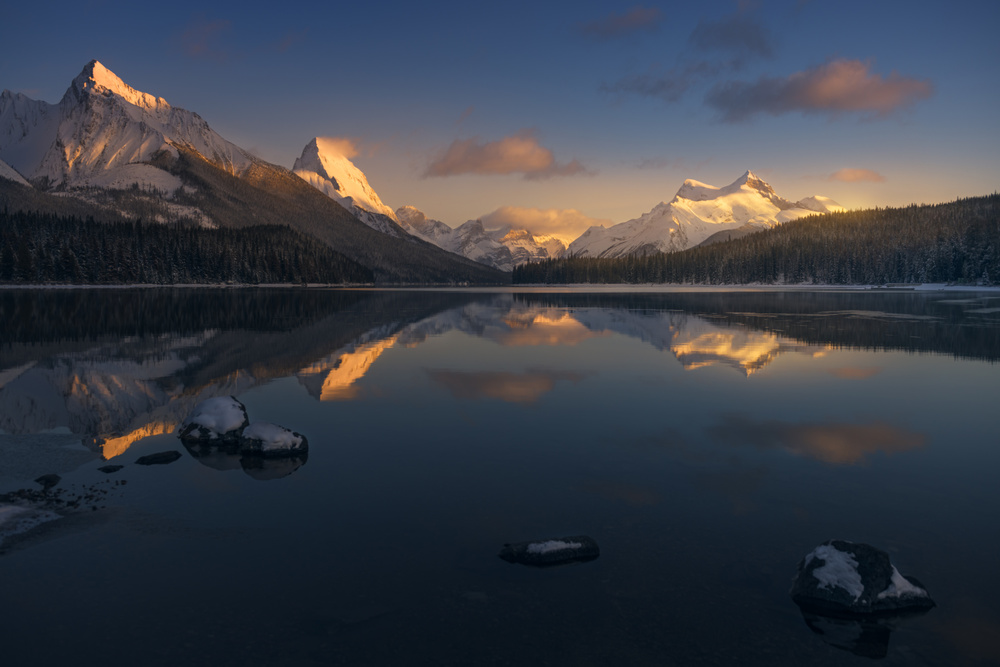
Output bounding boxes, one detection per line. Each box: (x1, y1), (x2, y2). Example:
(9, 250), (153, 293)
(568, 171), (843, 258)
(64, 60), (169, 111)
(293, 137), (402, 234)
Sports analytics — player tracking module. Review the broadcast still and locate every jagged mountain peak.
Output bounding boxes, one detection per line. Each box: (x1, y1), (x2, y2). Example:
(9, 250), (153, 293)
(293, 137), (398, 226)
(64, 60), (169, 111)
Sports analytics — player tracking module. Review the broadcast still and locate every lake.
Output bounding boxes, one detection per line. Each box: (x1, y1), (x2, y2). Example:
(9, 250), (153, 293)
(1, 287), (998, 666)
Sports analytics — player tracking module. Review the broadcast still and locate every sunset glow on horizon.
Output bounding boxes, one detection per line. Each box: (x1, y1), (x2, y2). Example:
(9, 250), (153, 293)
(2, 0), (997, 238)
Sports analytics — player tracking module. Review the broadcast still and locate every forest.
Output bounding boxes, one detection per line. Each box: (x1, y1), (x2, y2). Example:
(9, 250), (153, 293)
(514, 195), (999, 285)
(0, 209), (374, 285)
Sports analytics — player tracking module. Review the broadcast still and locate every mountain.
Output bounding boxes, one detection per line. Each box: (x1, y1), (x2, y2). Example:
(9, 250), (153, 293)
(567, 170), (843, 258)
(292, 137), (404, 236)
(0, 61), (506, 284)
(396, 205), (565, 272)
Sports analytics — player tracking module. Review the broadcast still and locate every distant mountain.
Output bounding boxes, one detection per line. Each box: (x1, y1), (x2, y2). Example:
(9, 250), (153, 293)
(0, 61), (505, 284)
(567, 170), (842, 258)
(396, 205), (565, 272)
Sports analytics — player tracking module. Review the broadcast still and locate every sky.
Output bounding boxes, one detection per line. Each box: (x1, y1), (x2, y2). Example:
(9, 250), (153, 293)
(2, 0), (998, 242)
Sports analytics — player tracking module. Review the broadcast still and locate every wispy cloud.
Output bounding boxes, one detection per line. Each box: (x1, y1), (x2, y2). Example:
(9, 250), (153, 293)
(424, 131), (592, 180)
(580, 6), (663, 39)
(602, 61), (722, 103)
(828, 168), (886, 183)
(479, 206), (612, 243)
(689, 14), (774, 59)
(179, 16), (233, 61)
(315, 136), (361, 159)
(706, 59), (933, 122)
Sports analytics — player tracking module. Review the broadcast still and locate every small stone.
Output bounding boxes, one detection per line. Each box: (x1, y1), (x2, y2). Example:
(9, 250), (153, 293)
(499, 535), (600, 566)
(97, 465), (124, 474)
(135, 451), (182, 466)
(34, 474), (61, 490)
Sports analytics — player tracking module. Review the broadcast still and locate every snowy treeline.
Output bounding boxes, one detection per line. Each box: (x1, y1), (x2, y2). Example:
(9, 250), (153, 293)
(0, 210), (373, 285)
(514, 195), (999, 285)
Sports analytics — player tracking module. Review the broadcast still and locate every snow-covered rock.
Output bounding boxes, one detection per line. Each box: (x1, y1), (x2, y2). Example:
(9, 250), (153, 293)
(239, 421), (308, 458)
(567, 170), (844, 258)
(0, 60), (256, 192)
(499, 535), (600, 566)
(293, 137), (404, 236)
(178, 396), (249, 444)
(790, 540), (934, 615)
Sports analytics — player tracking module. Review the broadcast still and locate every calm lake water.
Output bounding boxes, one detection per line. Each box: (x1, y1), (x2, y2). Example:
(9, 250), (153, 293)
(1, 287), (998, 666)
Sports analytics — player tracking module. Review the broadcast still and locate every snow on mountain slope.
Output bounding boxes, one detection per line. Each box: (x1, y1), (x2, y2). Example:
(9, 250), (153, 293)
(567, 171), (844, 258)
(0, 60), (256, 191)
(395, 206), (565, 272)
(0, 157), (29, 186)
(292, 137), (403, 236)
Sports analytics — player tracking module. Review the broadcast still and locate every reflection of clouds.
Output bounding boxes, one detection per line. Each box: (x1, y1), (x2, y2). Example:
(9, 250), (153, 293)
(828, 366), (882, 380)
(427, 368), (585, 404)
(711, 416), (925, 465)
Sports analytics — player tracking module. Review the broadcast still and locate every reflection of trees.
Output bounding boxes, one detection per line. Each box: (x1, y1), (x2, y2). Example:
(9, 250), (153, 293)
(514, 291), (1000, 362)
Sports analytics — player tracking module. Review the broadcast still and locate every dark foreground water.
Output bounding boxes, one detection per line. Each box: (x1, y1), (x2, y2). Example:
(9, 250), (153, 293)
(1, 287), (998, 666)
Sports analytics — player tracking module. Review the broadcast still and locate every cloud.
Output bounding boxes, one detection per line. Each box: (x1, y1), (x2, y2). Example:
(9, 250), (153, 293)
(179, 16), (233, 61)
(602, 61), (721, 103)
(710, 416), (925, 465)
(580, 6), (662, 39)
(828, 168), (886, 183)
(479, 206), (612, 243)
(706, 59), (933, 121)
(424, 131), (592, 180)
(273, 28), (308, 53)
(689, 14), (774, 59)
(427, 368), (585, 404)
(316, 136), (361, 159)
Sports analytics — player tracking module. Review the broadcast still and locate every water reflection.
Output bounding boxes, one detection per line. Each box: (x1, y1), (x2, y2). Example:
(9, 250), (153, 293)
(182, 440), (308, 481)
(799, 609), (931, 660)
(0, 288), (996, 466)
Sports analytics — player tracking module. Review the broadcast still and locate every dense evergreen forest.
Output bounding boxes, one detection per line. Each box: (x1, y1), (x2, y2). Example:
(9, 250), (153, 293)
(0, 209), (374, 284)
(514, 195), (999, 285)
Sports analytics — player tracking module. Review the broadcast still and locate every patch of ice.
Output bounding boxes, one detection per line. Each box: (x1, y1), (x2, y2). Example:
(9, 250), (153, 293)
(242, 422), (302, 451)
(0, 504), (61, 546)
(877, 566), (928, 599)
(806, 544), (864, 600)
(526, 539), (583, 554)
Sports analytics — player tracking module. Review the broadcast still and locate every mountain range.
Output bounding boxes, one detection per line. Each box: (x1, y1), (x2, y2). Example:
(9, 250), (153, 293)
(0, 60), (844, 279)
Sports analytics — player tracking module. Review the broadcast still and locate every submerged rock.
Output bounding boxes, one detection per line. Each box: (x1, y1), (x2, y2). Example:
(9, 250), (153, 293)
(499, 535), (600, 566)
(240, 454), (308, 481)
(34, 474), (61, 490)
(135, 451), (182, 466)
(97, 464), (124, 474)
(178, 396), (249, 444)
(790, 540), (935, 615)
(239, 422), (309, 458)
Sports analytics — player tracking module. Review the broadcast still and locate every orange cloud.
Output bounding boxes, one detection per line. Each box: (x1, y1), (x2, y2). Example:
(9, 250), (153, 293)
(479, 207), (612, 244)
(707, 59), (933, 121)
(712, 416), (925, 465)
(829, 168), (886, 183)
(315, 136), (360, 159)
(581, 6), (662, 39)
(427, 368), (585, 404)
(424, 131), (591, 180)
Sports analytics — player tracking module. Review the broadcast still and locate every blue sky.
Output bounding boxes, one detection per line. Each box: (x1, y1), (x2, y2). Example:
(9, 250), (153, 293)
(2, 0), (998, 240)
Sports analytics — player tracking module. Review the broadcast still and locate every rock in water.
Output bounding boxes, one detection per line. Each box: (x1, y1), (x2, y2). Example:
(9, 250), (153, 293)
(239, 422), (309, 458)
(499, 535), (600, 566)
(135, 451), (182, 466)
(790, 540), (935, 615)
(178, 396), (249, 444)
(97, 465), (124, 474)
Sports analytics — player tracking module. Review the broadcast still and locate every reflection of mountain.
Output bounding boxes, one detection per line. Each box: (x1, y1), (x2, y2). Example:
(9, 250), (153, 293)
(1, 289), (995, 464)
